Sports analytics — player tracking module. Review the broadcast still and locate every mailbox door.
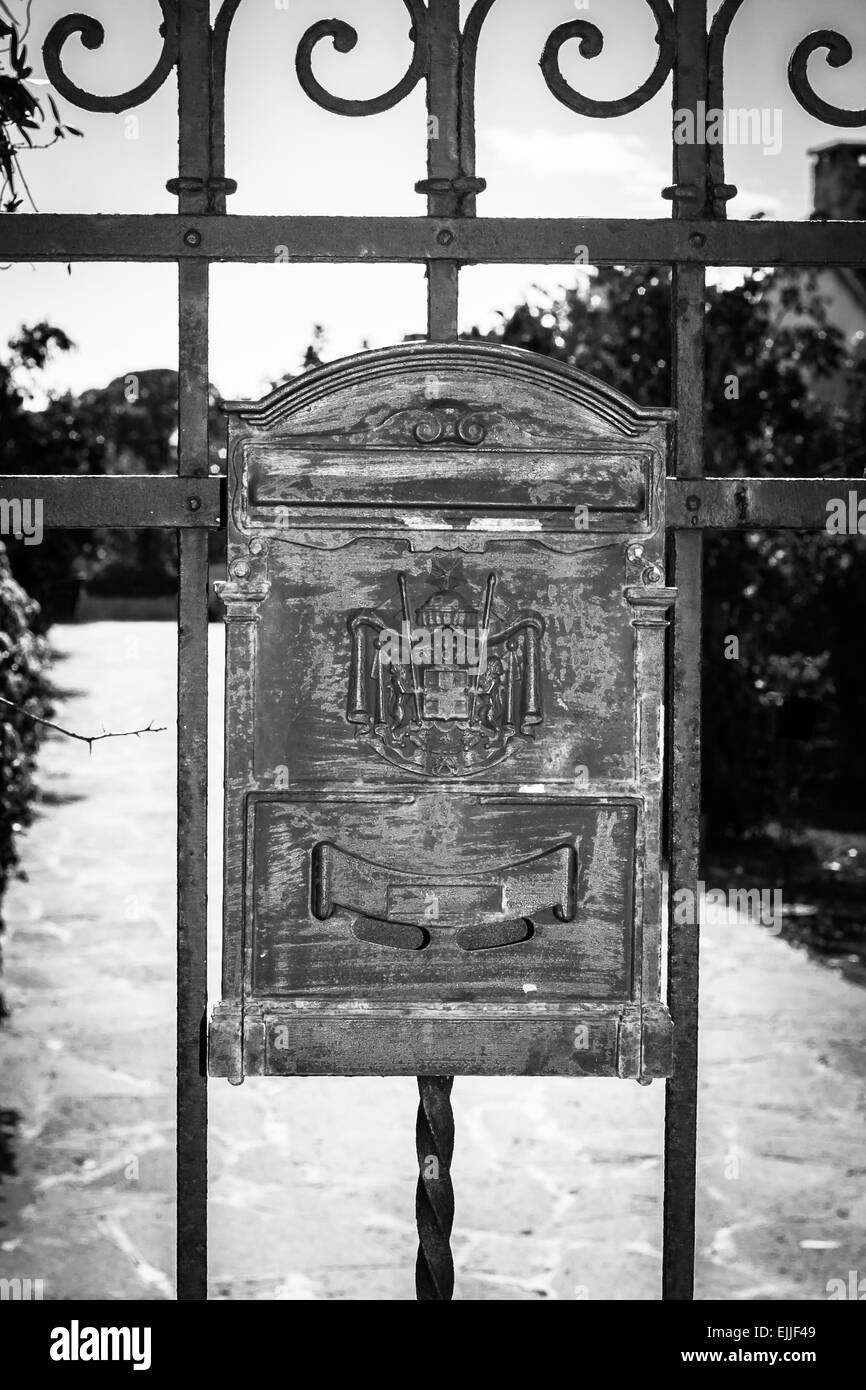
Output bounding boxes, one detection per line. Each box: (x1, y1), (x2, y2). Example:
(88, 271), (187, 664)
(209, 341), (675, 1080)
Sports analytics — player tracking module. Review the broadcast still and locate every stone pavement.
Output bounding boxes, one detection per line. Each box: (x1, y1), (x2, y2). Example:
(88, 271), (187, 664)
(1, 623), (863, 1300)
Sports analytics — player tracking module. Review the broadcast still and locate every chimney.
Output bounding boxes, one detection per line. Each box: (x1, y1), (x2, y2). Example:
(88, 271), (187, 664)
(810, 142), (866, 220)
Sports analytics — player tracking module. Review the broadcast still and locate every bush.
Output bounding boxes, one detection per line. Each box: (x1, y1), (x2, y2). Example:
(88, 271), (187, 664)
(0, 542), (52, 946)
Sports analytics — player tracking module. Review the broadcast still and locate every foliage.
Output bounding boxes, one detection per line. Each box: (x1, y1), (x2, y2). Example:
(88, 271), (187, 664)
(0, 541), (51, 943)
(478, 265), (866, 841)
(0, 322), (97, 626)
(1, 343), (226, 620)
(0, 15), (82, 212)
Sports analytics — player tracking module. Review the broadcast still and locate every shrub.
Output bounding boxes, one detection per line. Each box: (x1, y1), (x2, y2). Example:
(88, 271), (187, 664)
(0, 541), (52, 949)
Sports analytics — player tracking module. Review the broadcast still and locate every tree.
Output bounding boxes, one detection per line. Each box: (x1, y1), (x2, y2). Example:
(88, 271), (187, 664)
(0, 323), (101, 625)
(1, 347), (227, 620)
(475, 265), (866, 840)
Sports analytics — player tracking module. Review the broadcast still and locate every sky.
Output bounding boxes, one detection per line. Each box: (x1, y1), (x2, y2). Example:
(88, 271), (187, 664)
(1, 0), (865, 401)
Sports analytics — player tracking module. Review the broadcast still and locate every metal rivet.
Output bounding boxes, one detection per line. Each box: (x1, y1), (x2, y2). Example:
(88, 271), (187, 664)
(249, 539), (263, 555)
(436, 228), (454, 247)
(689, 232), (705, 249)
(209, 463), (221, 475)
(184, 228), (202, 247)
(627, 543), (645, 563)
(187, 495), (201, 511)
(233, 560), (251, 578)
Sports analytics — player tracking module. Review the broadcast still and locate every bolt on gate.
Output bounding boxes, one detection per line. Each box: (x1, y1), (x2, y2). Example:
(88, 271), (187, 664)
(3, 0), (865, 1301)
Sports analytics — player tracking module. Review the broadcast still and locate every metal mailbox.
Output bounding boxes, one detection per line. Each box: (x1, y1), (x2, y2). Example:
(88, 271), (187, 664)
(209, 341), (676, 1081)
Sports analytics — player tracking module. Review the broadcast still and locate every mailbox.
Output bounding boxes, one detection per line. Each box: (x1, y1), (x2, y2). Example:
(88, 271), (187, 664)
(209, 341), (676, 1081)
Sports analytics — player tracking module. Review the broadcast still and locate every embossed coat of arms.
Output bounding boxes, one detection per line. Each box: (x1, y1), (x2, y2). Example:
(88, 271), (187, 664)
(347, 561), (545, 777)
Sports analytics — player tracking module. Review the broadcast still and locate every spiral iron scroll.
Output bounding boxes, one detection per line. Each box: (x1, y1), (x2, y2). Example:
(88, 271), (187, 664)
(295, 0), (429, 117)
(540, 0), (675, 119)
(415, 1076), (455, 1301)
(43, 3), (178, 114)
(788, 30), (866, 127)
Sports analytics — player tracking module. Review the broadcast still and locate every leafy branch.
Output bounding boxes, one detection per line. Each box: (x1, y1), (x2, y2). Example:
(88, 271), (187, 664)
(0, 11), (82, 213)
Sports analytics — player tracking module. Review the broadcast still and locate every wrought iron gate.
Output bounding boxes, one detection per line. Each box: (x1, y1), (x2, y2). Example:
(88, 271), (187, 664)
(3, 0), (864, 1301)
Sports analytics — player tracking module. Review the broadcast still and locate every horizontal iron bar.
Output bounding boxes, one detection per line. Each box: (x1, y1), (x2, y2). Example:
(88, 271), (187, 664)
(0, 476), (223, 529)
(1, 216), (864, 266)
(666, 477), (866, 530)
(4, 475), (861, 532)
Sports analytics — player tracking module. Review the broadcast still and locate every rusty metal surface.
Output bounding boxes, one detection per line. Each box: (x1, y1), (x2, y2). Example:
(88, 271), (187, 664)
(43, 2), (178, 114)
(541, 1), (676, 119)
(662, 0), (710, 1305)
(210, 340), (675, 1086)
(415, 1077), (455, 1301)
(175, 0), (212, 1306)
(423, 0), (460, 343)
(41, 0), (866, 140)
(788, 27), (866, 126)
(296, 1), (429, 118)
(0, 475), (221, 529)
(667, 477), (866, 530)
(3, 214), (866, 265)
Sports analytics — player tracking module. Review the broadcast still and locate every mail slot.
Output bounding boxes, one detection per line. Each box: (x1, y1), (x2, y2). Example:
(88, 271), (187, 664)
(209, 341), (676, 1081)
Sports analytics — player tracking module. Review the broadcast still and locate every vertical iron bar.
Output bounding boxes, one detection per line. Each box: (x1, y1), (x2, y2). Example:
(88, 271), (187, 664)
(425, 0), (460, 340)
(414, 0), (462, 1302)
(663, 0), (709, 1302)
(176, 0), (212, 1303)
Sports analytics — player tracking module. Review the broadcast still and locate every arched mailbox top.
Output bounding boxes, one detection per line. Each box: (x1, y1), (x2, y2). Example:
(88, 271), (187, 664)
(223, 342), (675, 549)
(222, 340), (676, 439)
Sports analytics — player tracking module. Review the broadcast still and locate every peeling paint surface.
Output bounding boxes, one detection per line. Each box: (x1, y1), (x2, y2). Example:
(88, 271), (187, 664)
(212, 343), (675, 1078)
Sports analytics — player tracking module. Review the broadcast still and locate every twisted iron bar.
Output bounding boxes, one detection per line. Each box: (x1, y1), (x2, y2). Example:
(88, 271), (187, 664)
(415, 1076), (455, 1301)
(540, 0), (675, 119)
(295, 0), (429, 117)
(42, 1), (178, 113)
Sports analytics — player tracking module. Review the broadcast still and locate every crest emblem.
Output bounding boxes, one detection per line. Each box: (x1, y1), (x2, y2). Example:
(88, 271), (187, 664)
(347, 561), (545, 777)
